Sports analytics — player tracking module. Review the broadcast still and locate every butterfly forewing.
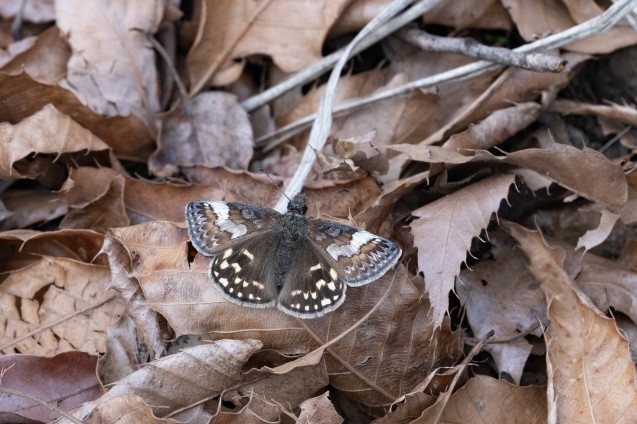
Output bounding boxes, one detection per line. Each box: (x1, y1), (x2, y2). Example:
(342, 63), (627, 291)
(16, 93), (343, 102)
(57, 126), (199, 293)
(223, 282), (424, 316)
(309, 220), (401, 286)
(209, 236), (279, 308)
(277, 240), (346, 318)
(186, 201), (279, 255)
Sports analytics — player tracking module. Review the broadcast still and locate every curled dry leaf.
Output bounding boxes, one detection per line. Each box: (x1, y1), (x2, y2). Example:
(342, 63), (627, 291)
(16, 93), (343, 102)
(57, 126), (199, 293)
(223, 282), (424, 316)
(85, 395), (180, 424)
(456, 230), (546, 384)
(575, 208), (620, 253)
(237, 359), (329, 421)
(443, 102), (542, 152)
(0, 256), (124, 356)
(149, 92), (253, 177)
(0, 26), (70, 85)
(503, 0), (637, 54)
(296, 392), (343, 424)
(0, 72), (154, 161)
(0, 351), (103, 423)
(0, 104), (111, 181)
(55, 0), (163, 124)
(414, 375), (546, 424)
(0, 0), (54, 23)
(186, 0), (350, 88)
(103, 221), (462, 407)
(72, 340), (262, 422)
(575, 253), (637, 324)
(97, 315), (141, 387)
(60, 175), (130, 233)
(0, 190), (69, 231)
(410, 174), (516, 329)
(474, 142), (628, 210)
(505, 222), (637, 423)
(549, 99), (637, 127)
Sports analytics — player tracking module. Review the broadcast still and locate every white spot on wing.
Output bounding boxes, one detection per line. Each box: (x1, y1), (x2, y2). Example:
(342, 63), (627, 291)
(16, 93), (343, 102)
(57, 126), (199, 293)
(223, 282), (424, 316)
(310, 263), (322, 271)
(326, 231), (378, 260)
(243, 249), (254, 260)
(210, 202), (247, 239)
(327, 281), (336, 291)
(218, 278), (229, 286)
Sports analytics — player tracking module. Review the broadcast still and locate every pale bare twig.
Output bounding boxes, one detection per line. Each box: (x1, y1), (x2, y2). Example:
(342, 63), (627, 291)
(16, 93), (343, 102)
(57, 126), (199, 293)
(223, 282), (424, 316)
(397, 27), (567, 72)
(273, 0), (419, 211)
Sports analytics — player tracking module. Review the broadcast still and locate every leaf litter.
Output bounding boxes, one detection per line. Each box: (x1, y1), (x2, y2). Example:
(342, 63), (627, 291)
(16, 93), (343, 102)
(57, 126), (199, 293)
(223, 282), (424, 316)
(0, 0), (636, 422)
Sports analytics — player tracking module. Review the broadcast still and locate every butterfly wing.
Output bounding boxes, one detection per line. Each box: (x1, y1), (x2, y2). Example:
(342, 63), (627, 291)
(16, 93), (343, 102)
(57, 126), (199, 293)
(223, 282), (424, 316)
(209, 235), (280, 308)
(308, 219), (402, 287)
(277, 240), (346, 318)
(186, 201), (280, 256)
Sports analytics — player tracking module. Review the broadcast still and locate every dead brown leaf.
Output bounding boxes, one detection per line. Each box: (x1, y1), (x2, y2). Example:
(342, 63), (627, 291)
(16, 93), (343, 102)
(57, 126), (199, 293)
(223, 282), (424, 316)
(149, 93), (253, 177)
(72, 340), (263, 422)
(295, 392), (343, 424)
(0, 351), (103, 423)
(456, 230), (546, 384)
(506, 222), (637, 423)
(415, 375), (546, 423)
(86, 395), (180, 424)
(186, 0), (350, 89)
(56, 0), (163, 124)
(0, 256), (124, 356)
(475, 142), (628, 210)
(0, 26), (70, 85)
(0, 104), (112, 182)
(0, 72), (154, 161)
(549, 99), (637, 127)
(575, 208), (620, 253)
(503, 0), (637, 54)
(410, 174), (516, 329)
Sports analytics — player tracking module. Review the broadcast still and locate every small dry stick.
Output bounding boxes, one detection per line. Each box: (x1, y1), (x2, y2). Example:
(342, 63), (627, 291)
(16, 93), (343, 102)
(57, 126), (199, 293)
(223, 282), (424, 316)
(397, 28), (567, 73)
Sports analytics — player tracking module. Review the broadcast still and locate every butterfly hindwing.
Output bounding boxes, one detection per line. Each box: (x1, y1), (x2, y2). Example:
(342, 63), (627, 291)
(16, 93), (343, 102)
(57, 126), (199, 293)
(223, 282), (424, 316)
(210, 235), (280, 308)
(308, 220), (401, 287)
(277, 240), (346, 318)
(186, 201), (280, 256)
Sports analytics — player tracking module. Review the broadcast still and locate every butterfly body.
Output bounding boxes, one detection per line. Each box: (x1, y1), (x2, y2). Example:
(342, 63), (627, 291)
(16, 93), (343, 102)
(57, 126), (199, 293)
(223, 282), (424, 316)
(186, 194), (401, 319)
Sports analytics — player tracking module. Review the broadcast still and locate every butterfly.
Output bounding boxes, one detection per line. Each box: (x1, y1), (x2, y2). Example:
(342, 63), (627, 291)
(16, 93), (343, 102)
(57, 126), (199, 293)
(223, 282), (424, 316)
(185, 193), (401, 319)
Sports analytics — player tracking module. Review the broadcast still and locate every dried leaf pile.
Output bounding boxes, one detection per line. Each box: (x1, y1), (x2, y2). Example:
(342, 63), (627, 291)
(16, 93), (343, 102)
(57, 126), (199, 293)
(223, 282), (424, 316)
(1, 0), (637, 423)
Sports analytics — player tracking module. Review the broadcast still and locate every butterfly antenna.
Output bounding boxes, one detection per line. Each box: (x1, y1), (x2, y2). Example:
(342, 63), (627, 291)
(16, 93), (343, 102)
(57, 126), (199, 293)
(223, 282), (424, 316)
(307, 189), (349, 204)
(259, 168), (291, 202)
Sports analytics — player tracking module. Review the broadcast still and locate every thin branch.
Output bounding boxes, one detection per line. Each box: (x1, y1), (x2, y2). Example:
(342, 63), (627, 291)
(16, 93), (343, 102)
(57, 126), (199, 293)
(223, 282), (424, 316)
(256, 0), (637, 150)
(397, 28), (567, 72)
(273, 0), (417, 211)
(0, 387), (83, 424)
(241, 0), (448, 113)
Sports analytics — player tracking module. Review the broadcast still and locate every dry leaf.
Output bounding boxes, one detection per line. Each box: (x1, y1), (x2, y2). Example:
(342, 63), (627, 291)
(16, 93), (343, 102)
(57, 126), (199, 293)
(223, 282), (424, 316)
(475, 142), (628, 210)
(86, 395), (181, 424)
(506, 222), (637, 423)
(549, 99), (637, 127)
(575, 253), (637, 324)
(186, 0), (350, 88)
(56, 0), (164, 123)
(296, 392), (343, 424)
(0, 72), (154, 161)
(73, 340), (262, 422)
(0, 104), (111, 181)
(503, 0), (637, 54)
(410, 174), (516, 329)
(415, 375), (546, 423)
(575, 208), (620, 253)
(0, 351), (103, 423)
(149, 93), (253, 177)
(0, 26), (70, 85)
(456, 230), (546, 384)
(0, 256), (124, 356)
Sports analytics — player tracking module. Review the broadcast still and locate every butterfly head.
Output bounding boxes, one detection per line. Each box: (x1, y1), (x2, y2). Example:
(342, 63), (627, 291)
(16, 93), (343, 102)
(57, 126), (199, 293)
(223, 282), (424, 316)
(287, 194), (308, 215)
